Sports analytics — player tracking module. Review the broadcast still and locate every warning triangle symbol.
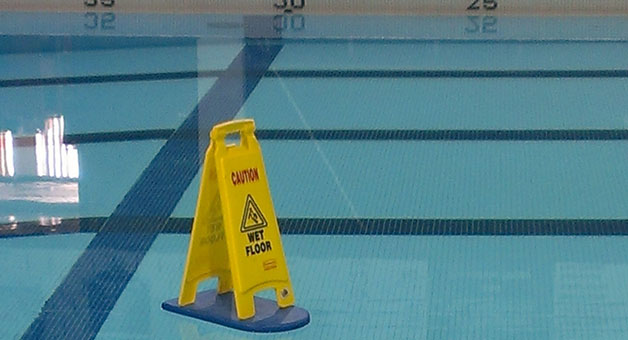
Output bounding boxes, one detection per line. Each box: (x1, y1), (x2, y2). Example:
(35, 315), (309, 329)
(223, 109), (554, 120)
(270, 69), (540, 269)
(240, 194), (268, 232)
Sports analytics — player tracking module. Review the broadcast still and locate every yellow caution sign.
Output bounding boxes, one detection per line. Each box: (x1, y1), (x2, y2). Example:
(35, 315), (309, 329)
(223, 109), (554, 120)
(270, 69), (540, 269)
(178, 119), (294, 320)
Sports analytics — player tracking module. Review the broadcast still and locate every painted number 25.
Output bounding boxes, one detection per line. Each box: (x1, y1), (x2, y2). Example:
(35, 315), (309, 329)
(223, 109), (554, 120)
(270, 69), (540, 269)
(467, 0), (497, 10)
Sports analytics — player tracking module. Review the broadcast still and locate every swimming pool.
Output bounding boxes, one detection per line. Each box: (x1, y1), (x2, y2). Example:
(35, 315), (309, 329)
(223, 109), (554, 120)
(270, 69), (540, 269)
(1, 11), (628, 340)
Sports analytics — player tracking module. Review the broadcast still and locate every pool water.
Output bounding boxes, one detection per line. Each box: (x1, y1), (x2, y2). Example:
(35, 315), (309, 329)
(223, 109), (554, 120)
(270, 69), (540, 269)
(1, 12), (628, 340)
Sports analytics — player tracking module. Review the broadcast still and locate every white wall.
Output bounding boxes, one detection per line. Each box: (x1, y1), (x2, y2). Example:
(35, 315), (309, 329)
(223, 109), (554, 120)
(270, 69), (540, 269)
(1, 0), (628, 15)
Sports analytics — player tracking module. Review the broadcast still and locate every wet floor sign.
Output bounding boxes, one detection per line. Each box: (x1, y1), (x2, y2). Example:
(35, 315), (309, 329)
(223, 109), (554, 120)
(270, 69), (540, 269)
(161, 119), (309, 333)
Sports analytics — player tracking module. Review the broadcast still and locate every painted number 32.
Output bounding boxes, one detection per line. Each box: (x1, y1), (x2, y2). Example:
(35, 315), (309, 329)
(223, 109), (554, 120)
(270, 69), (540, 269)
(467, 0), (497, 10)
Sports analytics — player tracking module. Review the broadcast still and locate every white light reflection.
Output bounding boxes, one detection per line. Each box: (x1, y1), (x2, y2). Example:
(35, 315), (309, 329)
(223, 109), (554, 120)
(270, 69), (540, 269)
(0, 130), (15, 177)
(0, 116), (79, 219)
(8, 215), (17, 229)
(39, 216), (62, 227)
(35, 130), (46, 176)
(53, 116), (62, 178)
(66, 144), (79, 179)
(36, 115), (78, 179)
(2, 116), (78, 179)
(45, 118), (54, 177)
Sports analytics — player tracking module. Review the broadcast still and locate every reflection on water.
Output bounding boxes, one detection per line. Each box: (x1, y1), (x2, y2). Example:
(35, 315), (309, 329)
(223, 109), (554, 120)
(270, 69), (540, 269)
(0, 115), (79, 179)
(1, 115), (80, 224)
(38, 115), (79, 179)
(0, 130), (15, 177)
(0, 181), (79, 203)
(0, 116), (79, 179)
(38, 216), (63, 227)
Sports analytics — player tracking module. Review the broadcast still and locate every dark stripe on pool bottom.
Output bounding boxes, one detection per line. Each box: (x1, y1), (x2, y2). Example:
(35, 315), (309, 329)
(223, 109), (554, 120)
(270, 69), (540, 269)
(277, 218), (628, 235)
(14, 130), (176, 146)
(250, 38), (628, 45)
(3, 218), (627, 237)
(255, 129), (628, 141)
(267, 69), (628, 78)
(20, 43), (283, 340)
(264, 70), (628, 78)
(0, 218), (106, 238)
(63, 129), (175, 144)
(5, 68), (628, 88)
(0, 70), (224, 88)
(126, 218), (628, 236)
(46, 129), (628, 145)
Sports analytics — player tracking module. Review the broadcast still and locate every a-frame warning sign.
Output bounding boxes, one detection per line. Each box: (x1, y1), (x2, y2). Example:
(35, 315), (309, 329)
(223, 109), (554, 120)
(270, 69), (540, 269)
(161, 119), (309, 333)
(240, 194), (268, 232)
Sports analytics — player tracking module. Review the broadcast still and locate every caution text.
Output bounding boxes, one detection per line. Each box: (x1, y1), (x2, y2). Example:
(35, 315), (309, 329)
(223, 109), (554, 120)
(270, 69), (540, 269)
(231, 168), (259, 186)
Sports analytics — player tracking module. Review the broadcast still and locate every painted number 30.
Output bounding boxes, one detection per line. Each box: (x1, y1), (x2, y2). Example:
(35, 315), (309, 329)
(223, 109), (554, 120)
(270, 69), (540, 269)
(467, 0), (497, 10)
(84, 0), (114, 7)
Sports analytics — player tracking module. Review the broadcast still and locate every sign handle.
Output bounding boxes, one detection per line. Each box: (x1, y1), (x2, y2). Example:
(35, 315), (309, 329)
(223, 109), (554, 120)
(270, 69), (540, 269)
(210, 119), (255, 140)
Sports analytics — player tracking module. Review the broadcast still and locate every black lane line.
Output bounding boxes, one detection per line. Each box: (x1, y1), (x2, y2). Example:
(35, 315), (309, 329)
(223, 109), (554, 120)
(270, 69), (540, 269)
(21, 129), (625, 146)
(276, 218), (628, 235)
(0, 218), (107, 239)
(153, 217), (628, 236)
(250, 38), (628, 45)
(3, 217), (628, 238)
(254, 129), (628, 141)
(0, 70), (223, 88)
(266, 69), (628, 78)
(63, 129), (176, 144)
(4, 69), (628, 89)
